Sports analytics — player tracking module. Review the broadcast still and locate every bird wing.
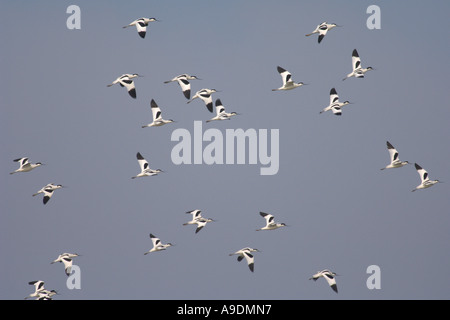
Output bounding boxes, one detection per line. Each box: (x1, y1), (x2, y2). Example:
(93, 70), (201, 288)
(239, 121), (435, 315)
(323, 272), (338, 293)
(318, 25), (328, 43)
(135, 19), (147, 38)
(215, 99), (226, 116)
(150, 99), (163, 121)
(195, 220), (207, 233)
(329, 88), (339, 105)
(150, 234), (161, 247)
(277, 66), (292, 86)
(198, 91), (214, 113)
(42, 189), (54, 205)
(176, 77), (191, 99)
(260, 212), (274, 226)
(61, 257), (73, 276)
(331, 106), (342, 116)
(14, 157), (29, 168)
(415, 163), (429, 183)
(118, 77), (136, 98)
(386, 141), (399, 163)
(352, 49), (362, 71)
(136, 152), (149, 172)
(242, 251), (255, 272)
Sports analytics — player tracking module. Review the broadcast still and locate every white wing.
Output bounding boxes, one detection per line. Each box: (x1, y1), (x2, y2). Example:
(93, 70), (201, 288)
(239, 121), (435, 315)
(61, 257), (73, 276)
(176, 77), (191, 99)
(277, 66), (292, 86)
(118, 77), (136, 98)
(260, 212), (274, 226)
(415, 163), (429, 183)
(150, 99), (162, 121)
(329, 88), (339, 106)
(215, 99), (226, 116)
(386, 141), (399, 163)
(352, 49), (362, 71)
(150, 234), (161, 247)
(242, 251), (255, 272)
(136, 152), (149, 172)
(135, 19), (147, 38)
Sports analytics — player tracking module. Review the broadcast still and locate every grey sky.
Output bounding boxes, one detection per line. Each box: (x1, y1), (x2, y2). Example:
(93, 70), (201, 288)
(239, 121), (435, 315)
(1, 1), (449, 300)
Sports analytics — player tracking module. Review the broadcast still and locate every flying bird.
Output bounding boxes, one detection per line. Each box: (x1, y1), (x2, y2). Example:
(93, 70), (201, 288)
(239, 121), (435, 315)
(343, 49), (373, 81)
(309, 269), (339, 293)
(319, 88), (352, 116)
(123, 17), (159, 38)
(305, 22), (340, 43)
(25, 280), (46, 300)
(51, 253), (80, 276)
(412, 163), (442, 192)
(107, 74), (142, 99)
(145, 233), (173, 254)
(131, 152), (162, 179)
(229, 247), (260, 272)
(10, 157), (43, 174)
(381, 141), (410, 170)
(164, 74), (200, 99)
(187, 88), (218, 113)
(32, 183), (65, 205)
(142, 99), (174, 128)
(272, 66), (306, 91)
(206, 99), (238, 122)
(183, 209), (215, 234)
(256, 212), (286, 231)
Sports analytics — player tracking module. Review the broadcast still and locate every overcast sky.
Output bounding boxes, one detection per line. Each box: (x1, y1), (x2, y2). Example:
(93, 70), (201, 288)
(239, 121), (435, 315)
(1, 1), (449, 300)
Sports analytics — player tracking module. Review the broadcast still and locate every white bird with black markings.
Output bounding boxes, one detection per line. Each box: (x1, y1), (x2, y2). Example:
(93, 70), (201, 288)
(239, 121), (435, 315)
(32, 183), (65, 205)
(309, 269), (339, 293)
(51, 253), (80, 276)
(412, 163), (442, 192)
(320, 88), (352, 116)
(272, 66), (306, 91)
(25, 280), (46, 299)
(229, 247), (260, 272)
(206, 99), (238, 123)
(107, 74), (142, 99)
(343, 49), (373, 81)
(10, 157), (44, 174)
(142, 99), (174, 128)
(381, 141), (410, 170)
(183, 209), (216, 234)
(35, 289), (58, 300)
(131, 152), (162, 179)
(256, 212), (287, 231)
(187, 88), (218, 113)
(306, 22), (340, 43)
(145, 233), (173, 254)
(164, 74), (200, 99)
(123, 17), (159, 38)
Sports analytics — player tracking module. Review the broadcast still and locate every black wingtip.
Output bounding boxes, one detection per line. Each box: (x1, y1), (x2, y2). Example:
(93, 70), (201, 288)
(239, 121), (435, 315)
(352, 49), (359, 57)
(138, 31), (146, 39)
(43, 196), (50, 205)
(129, 88), (137, 99)
(206, 102), (213, 113)
(414, 163), (422, 170)
(249, 263), (254, 272)
(277, 66), (286, 73)
(183, 90), (191, 99)
(215, 99), (222, 106)
(136, 152), (144, 160)
(331, 284), (338, 293)
(330, 88), (337, 95)
(318, 34), (324, 43)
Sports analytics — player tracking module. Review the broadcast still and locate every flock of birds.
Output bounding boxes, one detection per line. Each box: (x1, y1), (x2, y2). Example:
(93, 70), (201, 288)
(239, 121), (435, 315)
(13, 16), (443, 299)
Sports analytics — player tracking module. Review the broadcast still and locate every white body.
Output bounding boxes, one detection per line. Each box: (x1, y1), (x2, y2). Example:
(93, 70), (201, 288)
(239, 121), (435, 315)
(145, 233), (173, 254)
(272, 66), (305, 91)
(187, 88), (218, 113)
(309, 269), (338, 293)
(306, 22), (338, 43)
(229, 247), (259, 272)
(164, 74), (199, 99)
(343, 49), (373, 81)
(320, 88), (351, 116)
(256, 212), (286, 231)
(142, 99), (174, 127)
(381, 141), (410, 170)
(206, 99), (238, 122)
(412, 163), (441, 191)
(10, 157), (43, 174)
(131, 152), (162, 179)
